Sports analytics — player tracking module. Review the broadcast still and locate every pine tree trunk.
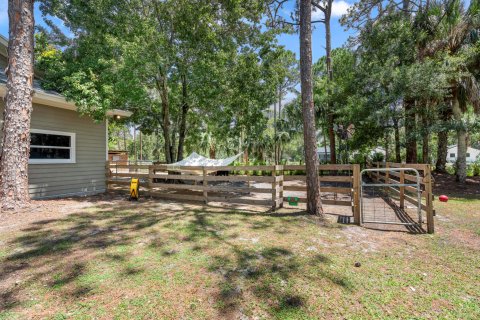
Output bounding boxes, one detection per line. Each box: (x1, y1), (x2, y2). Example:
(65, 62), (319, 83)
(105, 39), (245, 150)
(273, 96), (278, 165)
(324, 1), (336, 164)
(435, 106), (450, 173)
(404, 99), (417, 163)
(133, 127), (137, 162)
(157, 75), (172, 163)
(209, 145), (216, 159)
(384, 131), (389, 162)
(393, 118), (401, 162)
(435, 131), (448, 173)
(300, 0), (323, 216)
(0, 0), (35, 210)
(139, 131), (143, 161)
(177, 74), (189, 161)
(452, 94), (467, 182)
(422, 114), (429, 164)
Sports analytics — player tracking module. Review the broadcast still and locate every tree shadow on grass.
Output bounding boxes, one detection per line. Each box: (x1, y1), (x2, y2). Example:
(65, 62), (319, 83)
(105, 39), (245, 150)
(182, 210), (354, 318)
(0, 199), (197, 312)
(1, 195), (353, 317)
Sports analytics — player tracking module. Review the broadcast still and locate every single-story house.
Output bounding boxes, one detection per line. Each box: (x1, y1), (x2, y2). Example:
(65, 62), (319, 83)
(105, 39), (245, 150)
(446, 145), (480, 163)
(0, 35), (131, 199)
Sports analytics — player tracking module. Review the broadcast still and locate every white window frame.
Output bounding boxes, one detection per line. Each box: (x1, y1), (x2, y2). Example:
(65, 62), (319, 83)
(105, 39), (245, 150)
(29, 129), (76, 164)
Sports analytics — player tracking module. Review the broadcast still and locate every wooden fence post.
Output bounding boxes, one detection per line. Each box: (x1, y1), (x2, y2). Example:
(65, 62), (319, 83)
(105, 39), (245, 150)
(278, 165), (284, 208)
(272, 166), (277, 210)
(399, 163), (405, 209)
(148, 164), (154, 190)
(424, 164), (434, 234)
(203, 166), (208, 204)
(353, 164), (361, 225)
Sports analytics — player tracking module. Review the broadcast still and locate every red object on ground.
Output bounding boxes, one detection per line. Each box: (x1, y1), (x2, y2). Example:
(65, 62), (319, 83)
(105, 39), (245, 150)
(439, 195), (449, 202)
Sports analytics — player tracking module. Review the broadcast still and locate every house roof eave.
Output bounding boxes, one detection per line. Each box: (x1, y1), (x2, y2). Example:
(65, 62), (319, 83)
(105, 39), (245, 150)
(0, 84), (132, 118)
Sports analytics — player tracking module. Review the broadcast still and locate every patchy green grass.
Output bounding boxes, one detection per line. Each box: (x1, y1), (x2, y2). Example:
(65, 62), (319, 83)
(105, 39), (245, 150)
(0, 196), (479, 319)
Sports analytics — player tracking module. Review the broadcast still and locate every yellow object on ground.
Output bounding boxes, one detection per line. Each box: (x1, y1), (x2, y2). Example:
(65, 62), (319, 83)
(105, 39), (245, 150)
(130, 178), (139, 200)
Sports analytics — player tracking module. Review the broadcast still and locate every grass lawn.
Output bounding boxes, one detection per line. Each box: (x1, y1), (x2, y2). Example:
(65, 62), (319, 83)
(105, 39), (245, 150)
(0, 194), (479, 319)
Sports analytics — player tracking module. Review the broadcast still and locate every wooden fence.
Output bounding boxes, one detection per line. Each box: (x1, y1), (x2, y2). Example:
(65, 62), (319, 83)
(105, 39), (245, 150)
(106, 161), (435, 232)
(107, 163), (284, 208)
(366, 162), (435, 233)
(106, 162), (362, 224)
(282, 164), (361, 224)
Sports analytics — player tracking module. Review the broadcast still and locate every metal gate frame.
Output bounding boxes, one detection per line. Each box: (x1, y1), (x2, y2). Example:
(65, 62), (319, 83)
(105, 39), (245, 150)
(360, 168), (422, 226)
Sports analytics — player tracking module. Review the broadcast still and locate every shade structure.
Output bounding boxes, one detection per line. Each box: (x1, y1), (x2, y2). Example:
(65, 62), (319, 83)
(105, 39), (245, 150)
(167, 152), (243, 168)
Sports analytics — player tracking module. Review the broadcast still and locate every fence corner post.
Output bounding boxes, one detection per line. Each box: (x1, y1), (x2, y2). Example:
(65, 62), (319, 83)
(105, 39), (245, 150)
(203, 166), (208, 204)
(353, 164), (361, 225)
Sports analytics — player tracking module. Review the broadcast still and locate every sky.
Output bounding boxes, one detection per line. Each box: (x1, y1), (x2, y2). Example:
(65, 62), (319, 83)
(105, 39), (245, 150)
(274, 0), (355, 62)
(0, 1), (354, 61)
(0, 0), (354, 103)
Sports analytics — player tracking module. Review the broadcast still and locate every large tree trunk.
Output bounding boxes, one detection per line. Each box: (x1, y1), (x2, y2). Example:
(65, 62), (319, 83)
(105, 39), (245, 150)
(384, 131), (390, 162)
(273, 95), (278, 164)
(435, 106), (451, 173)
(435, 131), (448, 172)
(393, 118), (401, 162)
(300, 0), (323, 216)
(177, 74), (189, 161)
(325, 1), (336, 164)
(404, 99), (417, 163)
(158, 75), (172, 163)
(452, 93), (467, 182)
(139, 131), (143, 161)
(0, 0), (35, 210)
(133, 127), (137, 162)
(422, 113), (429, 164)
(276, 87), (282, 163)
(209, 145), (216, 159)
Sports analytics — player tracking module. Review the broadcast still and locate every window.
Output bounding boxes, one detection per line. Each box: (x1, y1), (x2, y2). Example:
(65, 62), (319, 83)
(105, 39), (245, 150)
(466, 153), (470, 157)
(29, 129), (76, 164)
(450, 153), (455, 158)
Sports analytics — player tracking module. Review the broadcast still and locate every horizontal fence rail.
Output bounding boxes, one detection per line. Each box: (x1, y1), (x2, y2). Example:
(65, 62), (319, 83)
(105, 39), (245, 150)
(106, 162), (362, 224)
(106, 161), (435, 232)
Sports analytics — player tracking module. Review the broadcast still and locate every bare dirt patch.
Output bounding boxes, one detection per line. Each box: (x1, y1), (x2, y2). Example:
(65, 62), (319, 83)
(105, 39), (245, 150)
(433, 172), (480, 196)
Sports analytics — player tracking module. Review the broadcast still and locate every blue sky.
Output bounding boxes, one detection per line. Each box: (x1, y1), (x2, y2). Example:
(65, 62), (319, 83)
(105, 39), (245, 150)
(274, 0), (355, 62)
(0, 1), (355, 63)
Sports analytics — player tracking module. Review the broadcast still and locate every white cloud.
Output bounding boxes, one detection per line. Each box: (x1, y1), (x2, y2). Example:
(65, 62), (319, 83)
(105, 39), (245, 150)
(312, 1), (351, 20)
(331, 0), (351, 17)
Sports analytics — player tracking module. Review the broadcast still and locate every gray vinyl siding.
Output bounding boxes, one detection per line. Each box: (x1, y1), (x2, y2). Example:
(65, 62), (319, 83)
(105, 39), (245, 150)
(0, 55), (6, 69)
(0, 101), (107, 199)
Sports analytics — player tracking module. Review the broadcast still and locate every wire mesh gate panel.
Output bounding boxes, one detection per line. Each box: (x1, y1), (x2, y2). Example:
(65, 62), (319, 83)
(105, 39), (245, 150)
(360, 168), (422, 226)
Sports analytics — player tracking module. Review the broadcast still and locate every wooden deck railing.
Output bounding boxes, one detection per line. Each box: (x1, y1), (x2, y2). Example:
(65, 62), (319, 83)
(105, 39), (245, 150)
(366, 162), (435, 233)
